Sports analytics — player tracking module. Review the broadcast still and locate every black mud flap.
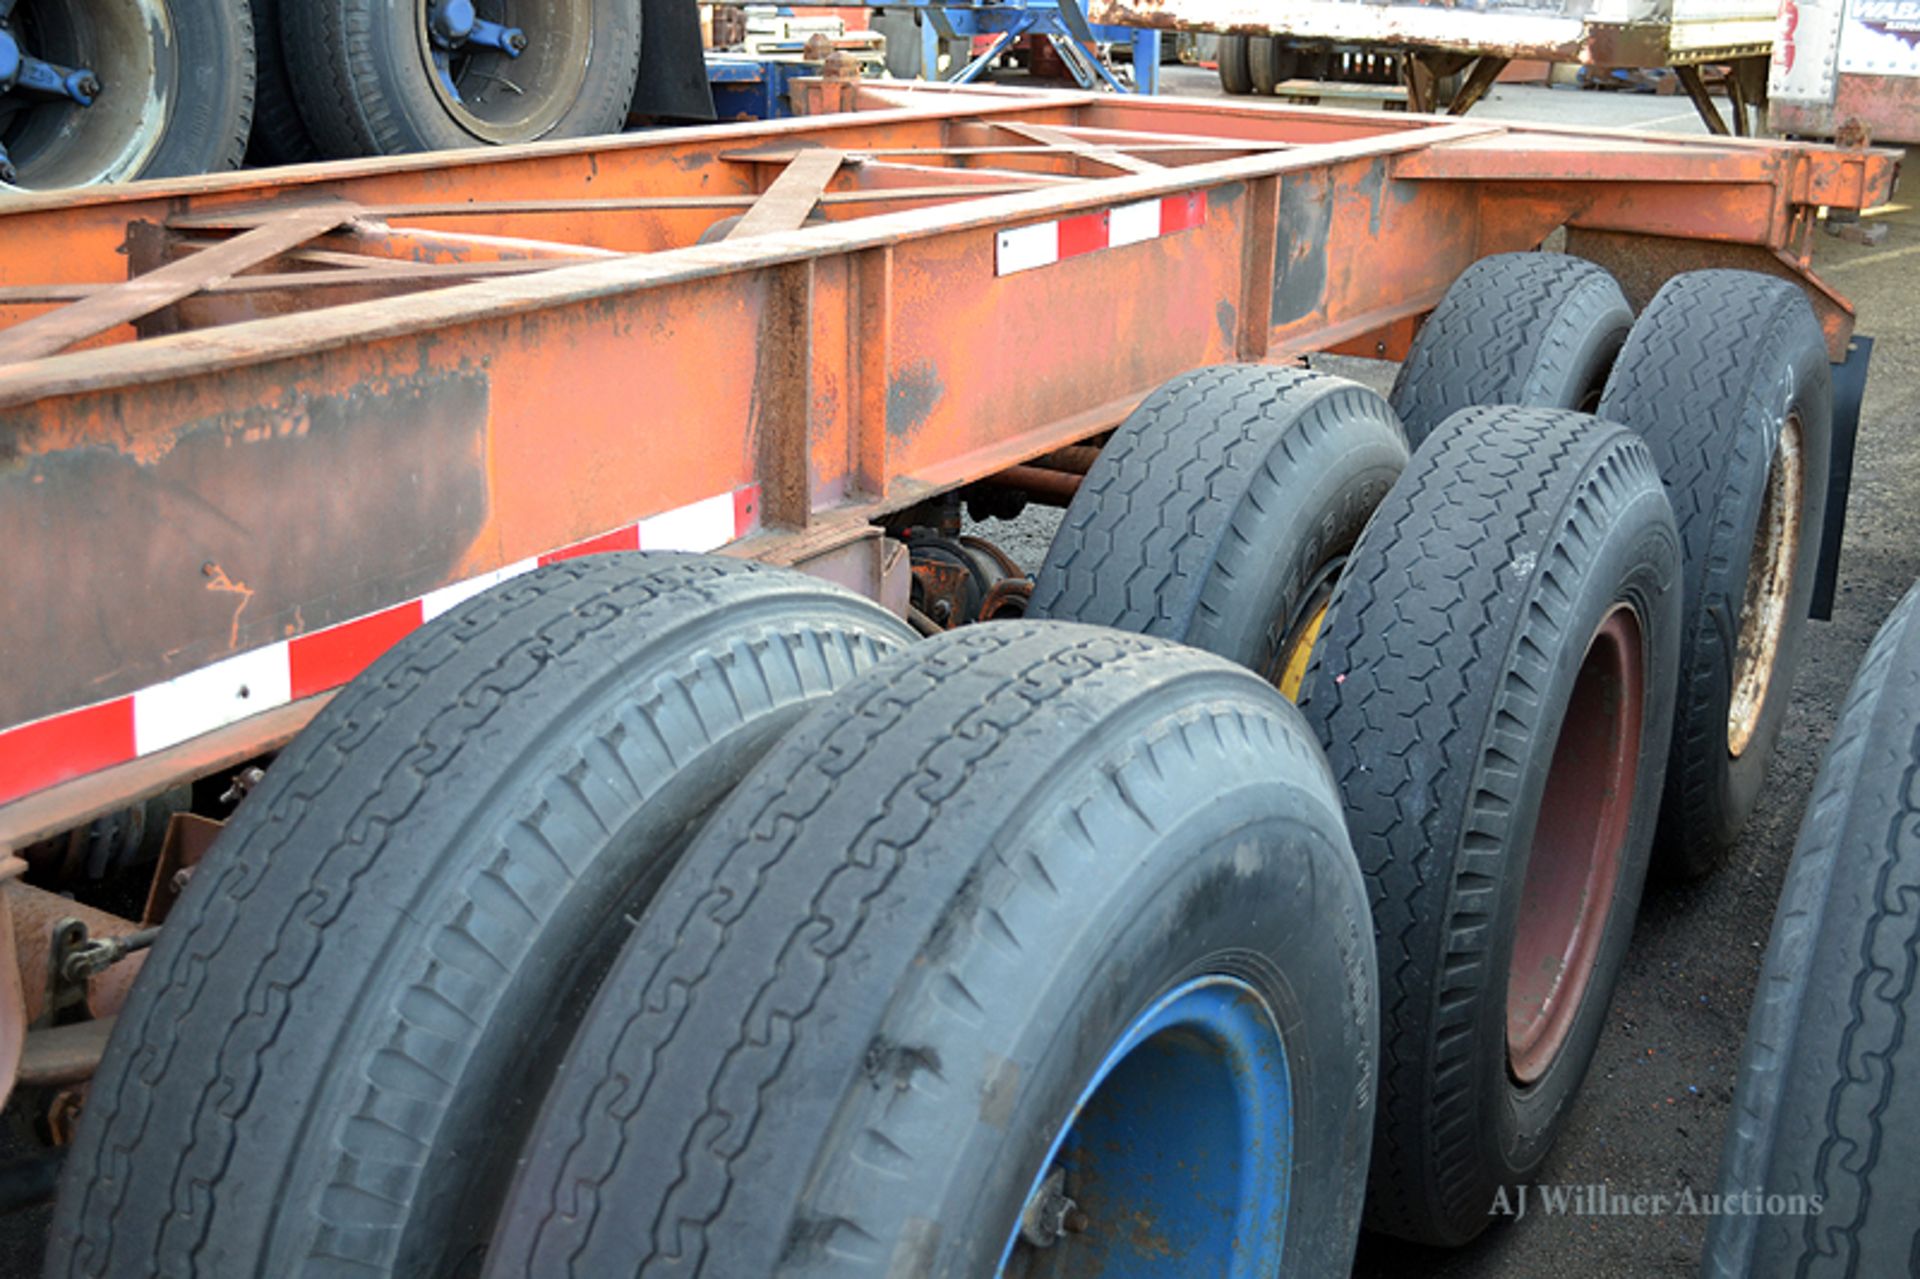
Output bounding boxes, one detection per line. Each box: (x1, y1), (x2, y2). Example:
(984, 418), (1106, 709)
(1810, 334), (1872, 621)
(632, 0), (716, 122)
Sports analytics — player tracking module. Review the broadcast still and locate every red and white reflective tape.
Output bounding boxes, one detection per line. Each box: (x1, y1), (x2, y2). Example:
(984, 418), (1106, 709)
(0, 486), (760, 809)
(994, 192), (1209, 277)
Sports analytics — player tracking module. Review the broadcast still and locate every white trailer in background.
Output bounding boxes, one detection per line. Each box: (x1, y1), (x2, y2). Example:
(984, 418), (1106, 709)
(1769, 0), (1920, 141)
(1096, 0), (1778, 131)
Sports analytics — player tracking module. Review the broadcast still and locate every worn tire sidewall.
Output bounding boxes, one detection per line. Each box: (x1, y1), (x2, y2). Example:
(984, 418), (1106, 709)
(1475, 493), (1681, 1204)
(1192, 411), (1404, 681)
(1672, 314), (1831, 867)
(50, 565), (910, 1278)
(141, 0), (254, 177)
(793, 697), (1376, 1276)
(1521, 278), (1631, 413)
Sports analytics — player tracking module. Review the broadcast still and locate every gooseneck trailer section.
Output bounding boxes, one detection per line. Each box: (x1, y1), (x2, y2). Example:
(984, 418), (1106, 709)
(0, 79), (1900, 1275)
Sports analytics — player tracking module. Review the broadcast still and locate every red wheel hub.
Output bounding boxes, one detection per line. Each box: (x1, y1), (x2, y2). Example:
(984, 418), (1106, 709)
(1507, 605), (1644, 1085)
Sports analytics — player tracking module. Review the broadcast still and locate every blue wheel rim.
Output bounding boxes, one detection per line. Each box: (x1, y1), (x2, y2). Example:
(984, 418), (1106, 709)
(996, 975), (1294, 1277)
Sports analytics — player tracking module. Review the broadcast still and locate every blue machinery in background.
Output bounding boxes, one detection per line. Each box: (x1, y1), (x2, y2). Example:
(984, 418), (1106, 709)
(888, 0), (1160, 95)
(0, 0), (101, 185)
(708, 1), (1160, 121)
(427, 0), (529, 102)
(709, 56), (822, 120)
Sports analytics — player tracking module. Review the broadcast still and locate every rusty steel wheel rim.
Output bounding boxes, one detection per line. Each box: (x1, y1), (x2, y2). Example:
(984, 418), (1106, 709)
(1728, 413), (1804, 758)
(1269, 558), (1343, 703)
(1507, 605), (1644, 1085)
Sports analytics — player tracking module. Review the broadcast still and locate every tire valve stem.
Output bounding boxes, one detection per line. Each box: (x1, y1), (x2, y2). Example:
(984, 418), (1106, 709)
(1018, 1167), (1085, 1249)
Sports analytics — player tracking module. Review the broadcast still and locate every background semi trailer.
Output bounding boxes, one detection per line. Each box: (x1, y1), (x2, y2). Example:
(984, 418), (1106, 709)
(1769, 0), (1920, 142)
(0, 78), (1908, 1275)
(1106, 0), (1783, 131)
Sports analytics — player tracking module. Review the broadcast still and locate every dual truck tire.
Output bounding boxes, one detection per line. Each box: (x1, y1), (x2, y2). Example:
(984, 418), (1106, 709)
(1030, 254), (1832, 1245)
(49, 256), (1844, 1272)
(1216, 36), (1302, 97)
(6, 0), (642, 189)
(1031, 361), (1685, 1246)
(0, 0), (252, 190)
(51, 562), (1380, 1278)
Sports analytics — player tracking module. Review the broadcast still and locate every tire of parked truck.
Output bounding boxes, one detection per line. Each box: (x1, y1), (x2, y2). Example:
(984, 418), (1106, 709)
(1217, 33), (1252, 95)
(487, 623), (1380, 1278)
(1597, 270), (1832, 878)
(1027, 365), (1408, 699)
(1297, 406), (1683, 1247)
(47, 555), (913, 1279)
(282, 0), (643, 158)
(1248, 35), (1297, 96)
(244, 0), (319, 166)
(0, 0), (253, 189)
(1702, 578), (1920, 1279)
(1390, 252), (1634, 450)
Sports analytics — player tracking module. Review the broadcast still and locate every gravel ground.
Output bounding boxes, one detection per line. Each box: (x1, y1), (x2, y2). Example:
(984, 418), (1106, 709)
(6, 77), (1915, 1279)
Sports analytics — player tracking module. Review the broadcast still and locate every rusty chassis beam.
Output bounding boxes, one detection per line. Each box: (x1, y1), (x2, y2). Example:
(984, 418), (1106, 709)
(0, 82), (1896, 852)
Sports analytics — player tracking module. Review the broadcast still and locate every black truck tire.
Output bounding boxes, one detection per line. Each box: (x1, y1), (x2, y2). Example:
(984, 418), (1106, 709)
(488, 623), (1379, 1278)
(1028, 365), (1408, 697)
(47, 555), (913, 1279)
(1598, 270), (1832, 878)
(144, 0), (256, 178)
(244, 0), (320, 166)
(283, 0), (643, 157)
(1298, 406), (1683, 1247)
(1390, 253), (1633, 450)
(1217, 33), (1253, 94)
(1248, 35), (1297, 95)
(1702, 579), (1920, 1279)
(0, 0), (252, 189)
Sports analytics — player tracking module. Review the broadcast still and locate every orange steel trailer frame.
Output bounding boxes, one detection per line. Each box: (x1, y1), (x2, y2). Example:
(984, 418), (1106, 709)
(0, 80), (1897, 858)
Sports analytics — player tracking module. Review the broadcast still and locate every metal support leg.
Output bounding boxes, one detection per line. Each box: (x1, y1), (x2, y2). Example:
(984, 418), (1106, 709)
(1448, 54), (1508, 115)
(1131, 29), (1160, 94)
(1726, 68), (1751, 137)
(950, 22), (1030, 84)
(1675, 65), (1731, 136)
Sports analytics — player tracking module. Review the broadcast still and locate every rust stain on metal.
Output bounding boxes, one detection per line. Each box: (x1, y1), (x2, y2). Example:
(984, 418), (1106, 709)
(0, 370), (491, 729)
(1273, 171), (1334, 328)
(4, 879), (144, 1026)
(201, 563), (256, 649)
(16, 1015), (116, 1088)
(887, 361), (944, 439)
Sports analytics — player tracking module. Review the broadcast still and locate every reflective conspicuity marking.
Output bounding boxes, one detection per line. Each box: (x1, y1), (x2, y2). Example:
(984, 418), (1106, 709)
(0, 484), (763, 808)
(995, 192), (1210, 276)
